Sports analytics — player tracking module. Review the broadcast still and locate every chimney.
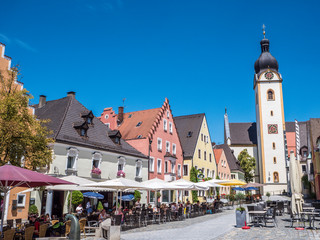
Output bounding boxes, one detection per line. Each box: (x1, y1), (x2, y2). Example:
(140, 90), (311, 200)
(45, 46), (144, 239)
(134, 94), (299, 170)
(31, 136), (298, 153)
(67, 91), (76, 98)
(118, 106), (124, 124)
(39, 95), (46, 108)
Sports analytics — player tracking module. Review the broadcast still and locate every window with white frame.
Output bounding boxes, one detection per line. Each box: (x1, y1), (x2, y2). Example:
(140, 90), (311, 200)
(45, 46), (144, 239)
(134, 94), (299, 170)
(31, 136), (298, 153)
(118, 156), (126, 171)
(184, 190), (189, 196)
(212, 170), (215, 178)
(163, 119), (168, 131)
(166, 141), (170, 152)
(171, 162), (175, 173)
(204, 151), (207, 160)
(149, 157), (155, 172)
(157, 159), (162, 173)
(172, 143), (176, 155)
(178, 164), (181, 177)
(66, 148), (78, 170)
(17, 194), (26, 207)
(169, 122), (173, 133)
(92, 152), (102, 169)
(167, 110), (170, 118)
(157, 138), (162, 151)
(207, 169), (210, 178)
(164, 161), (168, 173)
(136, 160), (142, 177)
(183, 164), (188, 176)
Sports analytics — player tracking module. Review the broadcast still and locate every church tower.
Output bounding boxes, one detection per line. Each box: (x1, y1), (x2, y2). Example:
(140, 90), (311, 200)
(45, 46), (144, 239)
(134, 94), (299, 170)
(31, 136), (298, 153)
(254, 29), (287, 194)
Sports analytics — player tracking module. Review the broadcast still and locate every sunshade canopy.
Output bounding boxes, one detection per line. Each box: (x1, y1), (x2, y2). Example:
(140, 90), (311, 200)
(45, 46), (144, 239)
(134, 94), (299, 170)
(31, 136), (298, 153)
(218, 179), (246, 186)
(121, 194), (134, 201)
(84, 177), (146, 190)
(141, 178), (187, 190)
(195, 181), (223, 188)
(242, 182), (265, 188)
(83, 192), (104, 199)
(168, 178), (208, 190)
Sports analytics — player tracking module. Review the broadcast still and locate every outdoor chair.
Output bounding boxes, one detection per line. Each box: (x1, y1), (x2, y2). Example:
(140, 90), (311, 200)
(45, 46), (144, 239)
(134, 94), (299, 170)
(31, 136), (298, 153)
(24, 226), (35, 240)
(247, 205), (256, 223)
(113, 214), (122, 226)
(276, 201), (284, 216)
(139, 210), (147, 227)
(65, 220), (71, 236)
(160, 208), (166, 224)
(39, 223), (48, 238)
(6, 219), (14, 228)
(3, 228), (15, 240)
(51, 219), (59, 226)
(79, 218), (86, 237)
(264, 207), (277, 227)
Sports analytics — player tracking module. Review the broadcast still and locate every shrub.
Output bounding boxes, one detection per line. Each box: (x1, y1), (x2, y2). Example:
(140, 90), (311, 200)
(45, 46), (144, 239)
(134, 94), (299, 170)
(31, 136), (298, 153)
(134, 190), (141, 201)
(68, 190), (84, 207)
(97, 201), (103, 211)
(29, 204), (38, 215)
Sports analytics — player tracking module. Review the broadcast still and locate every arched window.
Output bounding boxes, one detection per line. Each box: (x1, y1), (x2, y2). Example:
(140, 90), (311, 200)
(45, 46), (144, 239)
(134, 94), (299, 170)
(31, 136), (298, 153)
(273, 172), (279, 183)
(272, 142), (276, 150)
(267, 89), (275, 101)
(273, 157), (277, 164)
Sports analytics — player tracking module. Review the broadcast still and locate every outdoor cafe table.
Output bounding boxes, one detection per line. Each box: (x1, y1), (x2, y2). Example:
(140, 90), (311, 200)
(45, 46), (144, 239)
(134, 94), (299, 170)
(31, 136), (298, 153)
(301, 211), (319, 229)
(248, 211), (266, 227)
(303, 207), (315, 212)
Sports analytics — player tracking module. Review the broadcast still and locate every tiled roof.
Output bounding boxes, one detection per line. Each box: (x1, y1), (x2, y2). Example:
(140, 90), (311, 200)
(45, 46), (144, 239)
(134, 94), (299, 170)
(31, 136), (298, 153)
(118, 108), (161, 140)
(33, 96), (147, 159)
(285, 122), (295, 132)
(215, 144), (244, 172)
(310, 118), (320, 148)
(229, 122), (257, 145)
(213, 148), (223, 165)
(173, 114), (204, 159)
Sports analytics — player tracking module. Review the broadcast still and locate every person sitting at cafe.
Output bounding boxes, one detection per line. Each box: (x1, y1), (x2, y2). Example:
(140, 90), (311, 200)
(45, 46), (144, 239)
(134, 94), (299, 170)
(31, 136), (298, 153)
(76, 203), (83, 216)
(29, 215), (40, 238)
(99, 209), (108, 223)
(45, 213), (51, 223)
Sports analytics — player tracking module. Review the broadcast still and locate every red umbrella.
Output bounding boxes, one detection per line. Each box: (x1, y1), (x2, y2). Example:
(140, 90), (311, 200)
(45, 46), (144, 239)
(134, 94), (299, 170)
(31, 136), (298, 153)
(0, 163), (74, 233)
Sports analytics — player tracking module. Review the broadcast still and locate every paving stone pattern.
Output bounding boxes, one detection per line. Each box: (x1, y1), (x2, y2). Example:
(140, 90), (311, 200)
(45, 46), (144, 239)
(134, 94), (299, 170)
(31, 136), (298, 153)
(121, 208), (320, 240)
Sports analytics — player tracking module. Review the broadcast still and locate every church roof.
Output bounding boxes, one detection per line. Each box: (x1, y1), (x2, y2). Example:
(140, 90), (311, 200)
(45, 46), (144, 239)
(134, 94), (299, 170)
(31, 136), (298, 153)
(229, 122), (257, 145)
(174, 114), (205, 159)
(33, 96), (147, 159)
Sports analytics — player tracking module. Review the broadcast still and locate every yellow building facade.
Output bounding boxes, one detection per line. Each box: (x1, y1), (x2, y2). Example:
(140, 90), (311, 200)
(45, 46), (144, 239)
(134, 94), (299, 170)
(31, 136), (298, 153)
(174, 114), (217, 202)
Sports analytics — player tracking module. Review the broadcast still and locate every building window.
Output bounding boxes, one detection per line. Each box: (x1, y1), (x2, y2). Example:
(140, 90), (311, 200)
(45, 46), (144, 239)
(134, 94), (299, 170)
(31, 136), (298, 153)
(136, 160), (142, 177)
(169, 122), (173, 133)
(209, 153), (212, 162)
(273, 157), (277, 164)
(178, 164), (181, 177)
(167, 110), (170, 118)
(187, 131), (192, 137)
(183, 165), (188, 176)
(164, 161), (168, 173)
(149, 157), (154, 172)
(184, 190), (189, 196)
(163, 119), (167, 131)
(207, 169), (210, 178)
(201, 134), (203, 141)
(195, 166), (198, 170)
(92, 152), (102, 169)
(198, 149), (201, 159)
(80, 128), (87, 137)
(212, 170), (215, 178)
(171, 162), (175, 173)
(66, 148), (78, 171)
(302, 150), (308, 158)
(157, 138), (162, 151)
(204, 151), (207, 160)
(302, 165), (306, 173)
(118, 157), (126, 171)
(17, 194), (26, 207)
(272, 142), (276, 149)
(231, 174), (235, 179)
(105, 114), (109, 119)
(273, 172), (279, 183)
(136, 121), (142, 127)
(105, 123), (110, 128)
(267, 89), (275, 101)
(271, 110), (273, 116)
(157, 159), (162, 173)
(172, 143), (176, 155)
(166, 141), (170, 153)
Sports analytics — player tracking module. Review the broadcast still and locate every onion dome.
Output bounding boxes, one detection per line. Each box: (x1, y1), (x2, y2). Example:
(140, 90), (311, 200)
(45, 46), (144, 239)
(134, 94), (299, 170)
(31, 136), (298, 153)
(254, 38), (279, 75)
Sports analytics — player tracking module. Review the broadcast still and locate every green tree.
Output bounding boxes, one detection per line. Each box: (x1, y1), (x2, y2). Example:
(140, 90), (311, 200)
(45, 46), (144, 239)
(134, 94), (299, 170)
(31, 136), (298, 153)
(0, 67), (54, 168)
(237, 149), (256, 183)
(190, 167), (199, 202)
(68, 190), (83, 207)
(134, 190), (141, 201)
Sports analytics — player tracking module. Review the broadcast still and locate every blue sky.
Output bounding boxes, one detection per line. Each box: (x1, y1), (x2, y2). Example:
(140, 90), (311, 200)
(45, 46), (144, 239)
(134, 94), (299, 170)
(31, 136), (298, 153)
(1, 0), (319, 144)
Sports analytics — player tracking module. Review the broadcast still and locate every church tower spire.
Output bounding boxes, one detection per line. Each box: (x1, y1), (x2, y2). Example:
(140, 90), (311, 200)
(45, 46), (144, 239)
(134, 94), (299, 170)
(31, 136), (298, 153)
(254, 29), (287, 194)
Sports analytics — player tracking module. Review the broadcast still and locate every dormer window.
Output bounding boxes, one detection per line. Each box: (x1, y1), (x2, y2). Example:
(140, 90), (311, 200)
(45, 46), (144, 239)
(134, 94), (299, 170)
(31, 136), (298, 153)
(109, 130), (122, 144)
(73, 121), (89, 138)
(136, 121), (142, 127)
(80, 128), (86, 137)
(137, 135), (142, 139)
(187, 131), (193, 138)
(128, 114), (133, 118)
(87, 117), (92, 124)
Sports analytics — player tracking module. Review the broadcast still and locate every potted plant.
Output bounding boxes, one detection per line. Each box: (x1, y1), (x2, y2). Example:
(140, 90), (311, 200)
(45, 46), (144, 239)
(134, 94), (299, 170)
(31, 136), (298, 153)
(235, 192), (246, 228)
(91, 167), (101, 178)
(266, 192), (271, 201)
(117, 170), (125, 178)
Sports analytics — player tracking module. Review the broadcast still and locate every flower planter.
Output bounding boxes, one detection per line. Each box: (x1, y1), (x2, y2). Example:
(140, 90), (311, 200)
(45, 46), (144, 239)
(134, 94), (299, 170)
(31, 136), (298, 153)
(91, 173), (101, 179)
(236, 210), (246, 228)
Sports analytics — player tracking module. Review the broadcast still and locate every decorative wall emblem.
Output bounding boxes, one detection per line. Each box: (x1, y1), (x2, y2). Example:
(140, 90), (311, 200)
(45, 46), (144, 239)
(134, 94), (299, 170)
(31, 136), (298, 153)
(265, 71), (274, 80)
(268, 124), (278, 134)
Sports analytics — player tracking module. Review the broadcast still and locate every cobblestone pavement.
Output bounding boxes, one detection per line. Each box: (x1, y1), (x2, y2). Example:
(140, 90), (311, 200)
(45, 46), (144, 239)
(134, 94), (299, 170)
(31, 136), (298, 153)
(121, 208), (320, 240)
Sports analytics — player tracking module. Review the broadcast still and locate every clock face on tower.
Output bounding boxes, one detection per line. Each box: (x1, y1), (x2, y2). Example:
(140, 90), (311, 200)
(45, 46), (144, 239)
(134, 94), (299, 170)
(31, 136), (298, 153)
(268, 124), (278, 134)
(265, 71), (274, 80)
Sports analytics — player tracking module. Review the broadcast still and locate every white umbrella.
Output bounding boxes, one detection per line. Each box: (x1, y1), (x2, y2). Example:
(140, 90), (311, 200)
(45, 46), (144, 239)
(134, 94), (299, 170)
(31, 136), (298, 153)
(290, 151), (304, 215)
(195, 181), (223, 188)
(84, 178), (147, 211)
(169, 179), (208, 190)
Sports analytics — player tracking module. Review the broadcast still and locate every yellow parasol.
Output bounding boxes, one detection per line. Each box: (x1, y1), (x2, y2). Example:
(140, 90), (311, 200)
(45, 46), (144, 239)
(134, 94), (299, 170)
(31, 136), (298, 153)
(219, 179), (246, 186)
